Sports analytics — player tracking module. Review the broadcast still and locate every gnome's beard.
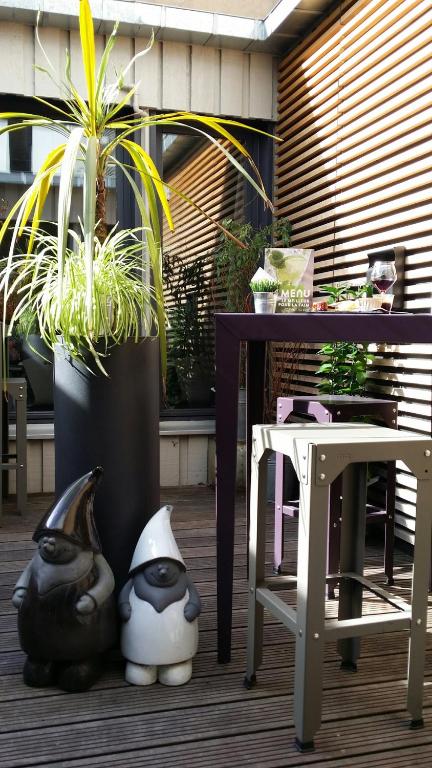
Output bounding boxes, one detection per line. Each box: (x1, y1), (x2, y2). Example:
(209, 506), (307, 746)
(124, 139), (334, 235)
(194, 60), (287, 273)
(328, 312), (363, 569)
(32, 550), (94, 595)
(133, 569), (188, 613)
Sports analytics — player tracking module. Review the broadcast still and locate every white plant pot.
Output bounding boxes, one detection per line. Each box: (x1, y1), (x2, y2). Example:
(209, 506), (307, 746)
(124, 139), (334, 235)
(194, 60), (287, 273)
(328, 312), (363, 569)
(253, 292), (277, 314)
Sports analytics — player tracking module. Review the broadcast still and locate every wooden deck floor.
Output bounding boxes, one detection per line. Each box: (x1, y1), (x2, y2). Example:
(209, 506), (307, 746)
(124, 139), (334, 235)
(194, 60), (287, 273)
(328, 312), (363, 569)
(1, 487), (431, 767)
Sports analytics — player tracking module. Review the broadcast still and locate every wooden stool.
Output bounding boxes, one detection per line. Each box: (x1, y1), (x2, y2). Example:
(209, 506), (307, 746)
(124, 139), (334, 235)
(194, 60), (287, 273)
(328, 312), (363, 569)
(274, 396), (397, 591)
(246, 422), (432, 751)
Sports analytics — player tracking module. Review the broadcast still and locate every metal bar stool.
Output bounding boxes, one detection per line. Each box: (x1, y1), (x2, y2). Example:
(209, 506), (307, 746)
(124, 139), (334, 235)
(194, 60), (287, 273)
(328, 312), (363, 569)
(0, 378), (27, 520)
(245, 422), (431, 752)
(274, 396), (397, 591)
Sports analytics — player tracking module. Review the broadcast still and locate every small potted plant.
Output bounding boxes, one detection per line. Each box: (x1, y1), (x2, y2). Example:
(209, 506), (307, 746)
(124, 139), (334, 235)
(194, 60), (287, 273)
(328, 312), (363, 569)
(250, 269), (280, 314)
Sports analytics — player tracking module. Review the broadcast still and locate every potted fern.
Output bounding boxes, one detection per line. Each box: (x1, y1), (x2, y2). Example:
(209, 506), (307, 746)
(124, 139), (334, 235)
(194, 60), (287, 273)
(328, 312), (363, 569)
(0, 0), (273, 586)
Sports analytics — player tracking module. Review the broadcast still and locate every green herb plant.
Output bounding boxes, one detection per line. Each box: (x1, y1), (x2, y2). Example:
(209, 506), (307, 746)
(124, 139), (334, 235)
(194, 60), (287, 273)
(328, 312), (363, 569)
(316, 342), (374, 395)
(250, 278), (280, 293)
(319, 282), (373, 304)
(315, 281), (375, 395)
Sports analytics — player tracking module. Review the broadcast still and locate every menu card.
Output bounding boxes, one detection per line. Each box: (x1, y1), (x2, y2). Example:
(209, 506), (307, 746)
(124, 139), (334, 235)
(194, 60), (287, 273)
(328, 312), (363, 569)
(264, 247), (314, 312)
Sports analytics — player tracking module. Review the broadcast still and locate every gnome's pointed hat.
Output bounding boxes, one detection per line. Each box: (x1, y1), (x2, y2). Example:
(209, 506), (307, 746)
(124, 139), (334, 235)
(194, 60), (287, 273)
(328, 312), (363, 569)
(33, 467), (103, 551)
(129, 505), (185, 574)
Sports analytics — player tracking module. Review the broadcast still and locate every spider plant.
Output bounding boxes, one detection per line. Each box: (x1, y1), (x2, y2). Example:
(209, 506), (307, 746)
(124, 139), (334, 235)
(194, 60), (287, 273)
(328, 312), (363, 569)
(6, 225), (158, 373)
(0, 0), (273, 374)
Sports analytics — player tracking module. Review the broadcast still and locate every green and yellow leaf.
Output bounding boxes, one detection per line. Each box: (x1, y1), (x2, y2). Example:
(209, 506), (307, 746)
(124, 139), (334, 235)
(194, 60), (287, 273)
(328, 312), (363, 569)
(79, 0), (96, 129)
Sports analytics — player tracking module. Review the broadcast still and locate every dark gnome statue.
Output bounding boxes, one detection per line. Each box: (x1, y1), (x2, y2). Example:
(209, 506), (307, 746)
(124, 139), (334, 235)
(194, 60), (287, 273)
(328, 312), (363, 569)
(12, 467), (117, 692)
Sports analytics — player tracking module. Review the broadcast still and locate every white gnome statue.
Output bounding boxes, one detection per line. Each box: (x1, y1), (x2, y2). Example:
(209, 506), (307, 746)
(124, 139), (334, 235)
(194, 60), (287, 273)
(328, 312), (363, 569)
(119, 505), (201, 686)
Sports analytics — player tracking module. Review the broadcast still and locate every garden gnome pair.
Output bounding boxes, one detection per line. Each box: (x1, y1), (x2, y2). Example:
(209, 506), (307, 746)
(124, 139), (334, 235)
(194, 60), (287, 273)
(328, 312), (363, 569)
(13, 471), (200, 691)
(12, 468), (117, 692)
(119, 504), (202, 686)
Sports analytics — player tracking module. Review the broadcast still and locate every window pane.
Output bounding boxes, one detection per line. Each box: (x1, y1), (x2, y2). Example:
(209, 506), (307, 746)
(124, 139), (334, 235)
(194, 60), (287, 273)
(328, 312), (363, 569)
(9, 121), (31, 172)
(162, 131), (244, 411)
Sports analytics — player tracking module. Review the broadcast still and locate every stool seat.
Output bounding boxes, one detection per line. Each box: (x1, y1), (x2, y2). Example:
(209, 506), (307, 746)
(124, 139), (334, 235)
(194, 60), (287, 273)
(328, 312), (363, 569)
(277, 394), (399, 423)
(274, 395), (397, 590)
(246, 422), (432, 752)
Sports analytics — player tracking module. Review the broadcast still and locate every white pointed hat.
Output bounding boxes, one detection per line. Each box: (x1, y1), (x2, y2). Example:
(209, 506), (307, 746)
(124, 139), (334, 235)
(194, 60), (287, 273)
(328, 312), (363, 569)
(129, 505), (185, 573)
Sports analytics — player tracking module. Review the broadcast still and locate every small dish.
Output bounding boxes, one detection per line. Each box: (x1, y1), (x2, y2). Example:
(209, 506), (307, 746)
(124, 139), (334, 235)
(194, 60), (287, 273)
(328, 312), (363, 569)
(356, 297), (383, 312)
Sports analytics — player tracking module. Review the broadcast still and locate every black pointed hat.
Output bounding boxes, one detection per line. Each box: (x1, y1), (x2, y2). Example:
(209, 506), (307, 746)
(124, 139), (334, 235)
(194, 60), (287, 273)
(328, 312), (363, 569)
(33, 467), (104, 551)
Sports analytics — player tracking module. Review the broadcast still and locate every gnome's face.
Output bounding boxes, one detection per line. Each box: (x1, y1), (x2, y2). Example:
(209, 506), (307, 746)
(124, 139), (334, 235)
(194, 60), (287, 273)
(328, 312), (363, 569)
(38, 533), (80, 564)
(142, 558), (183, 588)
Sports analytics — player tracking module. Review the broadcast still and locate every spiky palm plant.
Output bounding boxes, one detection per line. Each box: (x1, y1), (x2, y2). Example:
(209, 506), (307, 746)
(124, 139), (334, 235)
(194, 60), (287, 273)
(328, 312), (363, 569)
(0, 0), (272, 373)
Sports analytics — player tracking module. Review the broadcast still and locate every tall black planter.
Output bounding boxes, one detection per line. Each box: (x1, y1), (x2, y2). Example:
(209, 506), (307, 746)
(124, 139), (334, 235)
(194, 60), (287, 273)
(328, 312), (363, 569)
(54, 338), (160, 590)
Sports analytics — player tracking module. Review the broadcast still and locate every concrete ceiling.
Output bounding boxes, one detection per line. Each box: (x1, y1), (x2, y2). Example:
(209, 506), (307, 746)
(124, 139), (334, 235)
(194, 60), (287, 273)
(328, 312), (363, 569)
(249, 0), (339, 54)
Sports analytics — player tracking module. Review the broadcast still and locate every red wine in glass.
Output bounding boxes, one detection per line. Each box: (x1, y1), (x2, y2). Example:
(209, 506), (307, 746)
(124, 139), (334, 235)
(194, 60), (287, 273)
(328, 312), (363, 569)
(374, 278), (395, 293)
(370, 261), (397, 311)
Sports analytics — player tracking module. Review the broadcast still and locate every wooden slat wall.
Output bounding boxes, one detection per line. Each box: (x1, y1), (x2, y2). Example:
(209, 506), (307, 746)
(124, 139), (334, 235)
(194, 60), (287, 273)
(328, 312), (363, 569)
(0, 24), (275, 119)
(163, 138), (244, 329)
(275, 0), (432, 543)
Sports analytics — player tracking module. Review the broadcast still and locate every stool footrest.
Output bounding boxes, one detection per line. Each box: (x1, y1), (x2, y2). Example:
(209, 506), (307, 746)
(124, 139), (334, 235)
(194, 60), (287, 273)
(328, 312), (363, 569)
(364, 504), (387, 521)
(342, 572), (410, 613)
(282, 502), (299, 517)
(265, 574), (297, 590)
(0, 463), (21, 471)
(256, 587), (297, 632)
(325, 611), (411, 640)
(282, 502), (388, 520)
(258, 572), (412, 642)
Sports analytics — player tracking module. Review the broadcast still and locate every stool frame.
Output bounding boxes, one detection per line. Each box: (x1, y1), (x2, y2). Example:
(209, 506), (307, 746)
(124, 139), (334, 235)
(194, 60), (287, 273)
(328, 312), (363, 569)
(246, 423), (432, 752)
(0, 378), (27, 519)
(274, 396), (397, 590)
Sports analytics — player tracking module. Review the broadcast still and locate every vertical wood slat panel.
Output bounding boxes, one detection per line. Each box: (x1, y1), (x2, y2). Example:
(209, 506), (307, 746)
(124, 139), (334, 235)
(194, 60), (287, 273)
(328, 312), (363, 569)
(275, 0), (432, 542)
(191, 46), (220, 115)
(220, 49), (249, 118)
(162, 41), (191, 111)
(0, 21), (275, 119)
(0, 22), (34, 97)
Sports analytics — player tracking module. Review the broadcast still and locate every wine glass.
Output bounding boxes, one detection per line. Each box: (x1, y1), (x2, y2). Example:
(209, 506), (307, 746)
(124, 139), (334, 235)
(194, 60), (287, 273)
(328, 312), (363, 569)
(370, 261), (397, 312)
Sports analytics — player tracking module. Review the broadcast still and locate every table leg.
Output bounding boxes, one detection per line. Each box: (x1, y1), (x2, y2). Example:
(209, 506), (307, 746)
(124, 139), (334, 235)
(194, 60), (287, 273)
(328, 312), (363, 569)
(245, 441), (268, 686)
(246, 341), (266, 524)
(216, 324), (241, 664)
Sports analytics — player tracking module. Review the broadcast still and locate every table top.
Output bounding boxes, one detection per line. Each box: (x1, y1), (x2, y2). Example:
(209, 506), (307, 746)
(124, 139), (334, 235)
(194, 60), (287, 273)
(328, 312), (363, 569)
(215, 312), (432, 344)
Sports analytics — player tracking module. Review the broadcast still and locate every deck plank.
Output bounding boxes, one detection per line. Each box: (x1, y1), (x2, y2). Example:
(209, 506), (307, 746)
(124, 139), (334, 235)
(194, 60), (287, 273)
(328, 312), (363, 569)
(0, 487), (430, 767)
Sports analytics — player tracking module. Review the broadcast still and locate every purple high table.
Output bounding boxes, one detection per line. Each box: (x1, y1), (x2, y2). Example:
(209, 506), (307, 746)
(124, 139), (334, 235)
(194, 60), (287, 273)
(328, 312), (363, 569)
(215, 312), (432, 663)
